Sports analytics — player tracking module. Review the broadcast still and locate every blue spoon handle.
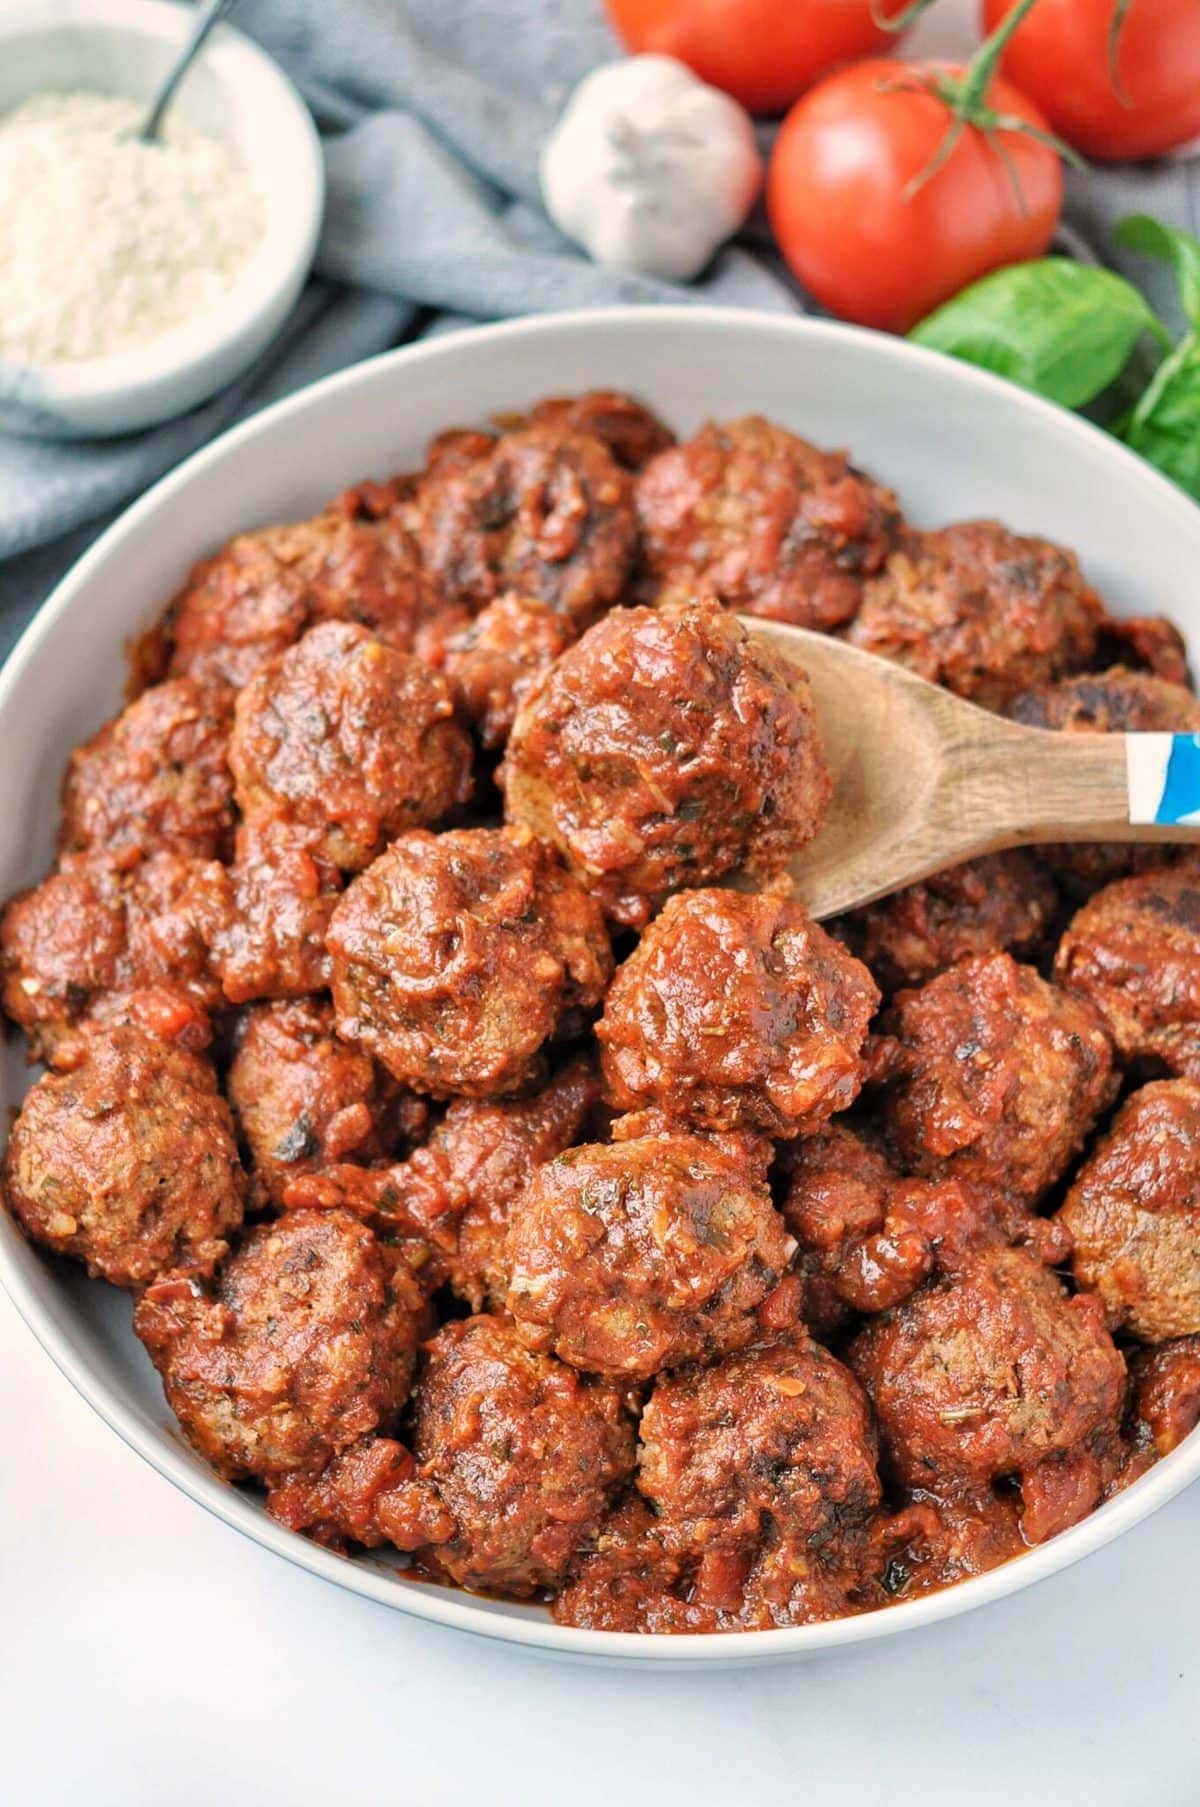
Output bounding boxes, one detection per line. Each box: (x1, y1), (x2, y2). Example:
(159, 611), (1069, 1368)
(1126, 733), (1200, 828)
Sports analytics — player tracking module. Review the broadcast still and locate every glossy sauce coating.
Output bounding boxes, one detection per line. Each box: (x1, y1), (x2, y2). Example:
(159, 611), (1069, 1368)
(635, 416), (899, 631)
(598, 887), (878, 1136)
(503, 597), (831, 926)
(199, 820), (342, 1004)
(328, 825), (611, 1097)
(849, 521), (1103, 708)
(437, 592), (573, 752)
(3, 1027), (244, 1287)
(133, 1208), (426, 1482)
(506, 1129), (793, 1378)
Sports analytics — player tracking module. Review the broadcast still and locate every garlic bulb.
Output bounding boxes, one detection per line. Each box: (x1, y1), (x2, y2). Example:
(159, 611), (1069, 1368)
(540, 55), (763, 283)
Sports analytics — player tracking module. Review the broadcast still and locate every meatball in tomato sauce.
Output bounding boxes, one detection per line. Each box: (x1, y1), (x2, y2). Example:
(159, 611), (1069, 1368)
(60, 678), (235, 864)
(3, 1027), (244, 1288)
(328, 825), (611, 1097)
(598, 886), (878, 1136)
(506, 1128), (792, 1379)
(635, 415), (899, 631)
(880, 953), (1115, 1199)
(849, 520), (1103, 708)
(229, 621), (472, 871)
(503, 596), (831, 926)
(134, 1208), (426, 1483)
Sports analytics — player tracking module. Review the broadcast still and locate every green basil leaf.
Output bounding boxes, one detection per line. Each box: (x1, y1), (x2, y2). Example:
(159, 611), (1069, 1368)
(910, 258), (1170, 409)
(1124, 332), (1200, 500)
(1116, 214), (1200, 334)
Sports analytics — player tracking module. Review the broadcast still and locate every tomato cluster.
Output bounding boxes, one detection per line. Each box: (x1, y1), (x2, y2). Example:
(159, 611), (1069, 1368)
(604, 0), (1200, 333)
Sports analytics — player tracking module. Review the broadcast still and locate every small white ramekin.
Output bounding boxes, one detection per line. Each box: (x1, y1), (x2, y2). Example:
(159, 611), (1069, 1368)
(0, 0), (324, 438)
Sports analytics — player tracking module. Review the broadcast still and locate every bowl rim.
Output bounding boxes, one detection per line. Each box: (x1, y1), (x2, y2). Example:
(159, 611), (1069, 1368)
(4, 302), (1200, 1663)
(0, 0), (324, 400)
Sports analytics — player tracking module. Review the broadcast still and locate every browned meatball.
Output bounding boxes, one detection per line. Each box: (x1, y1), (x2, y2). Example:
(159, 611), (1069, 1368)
(437, 592), (573, 751)
(849, 1245), (1126, 1543)
(229, 622), (472, 871)
(503, 597), (831, 927)
(1007, 668), (1200, 896)
(881, 953), (1115, 1198)
(1126, 1336), (1200, 1457)
(1057, 1079), (1200, 1344)
(163, 505), (434, 691)
(521, 391), (675, 471)
(414, 424), (637, 630)
(0, 850), (223, 1062)
(60, 678), (235, 863)
(328, 825), (611, 1097)
(3, 1027), (244, 1287)
(407, 1314), (635, 1596)
(133, 1208), (426, 1482)
(200, 822), (342, 1005)
(598, 887), (877, 1136)
(635, 416), (899, 632)
(832, 852), (1058, 994)
(506, 1129), (793, 1378)
(848, 521), (1103, 709)
(1054, 867), (1200, 1077)
(226, 998), (409, 1209)
(556, 1317), (884, 1632)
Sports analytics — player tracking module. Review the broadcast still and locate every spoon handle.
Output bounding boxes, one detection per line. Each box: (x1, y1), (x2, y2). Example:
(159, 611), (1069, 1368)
(140, 0), (236, 143)
(1126, 733), (1200, 829)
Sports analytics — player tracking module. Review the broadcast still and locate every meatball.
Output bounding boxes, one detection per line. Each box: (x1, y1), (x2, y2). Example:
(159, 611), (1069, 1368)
(133, 1208), (426, 1482)
(506, 1129), (793, 1378)
(1054, 867), (1200, 1077)
(503, 597), (831, 927)
(267, 1435), (455, 1553)
(881, 953), (1115, 1198)
(521, 390), (675, 472)
(849, 1245), (1126, 1543)
(229, 622), (472, 871)
(437, 592), (573, 751)
(1007, 667), (1200, 895)
(0, 850), (222, 1062)
(597, 887), (878, 1136)
(1126, 1336), (1200, 1458)
(60, 678), (235, 863)
(328, 825), (611, 1097)
(202, 821), (342, 1004)
(556, 1320), (884, 1632)
(407, 1314), (635, 1596)
(3, 1027), (244, 1287)
(226, 998), (408, 1208)
(414, 424), (637, 630)
(635, 416), (899, 631)
(831, 851), (1058, 994)
(848, 521), (1103, 708)
(1057, 1079), (1200, 1344)
(164, 508), (431, 690)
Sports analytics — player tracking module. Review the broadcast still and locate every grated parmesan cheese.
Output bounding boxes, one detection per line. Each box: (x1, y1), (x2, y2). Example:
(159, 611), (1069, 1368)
(0, 91), (264, 365)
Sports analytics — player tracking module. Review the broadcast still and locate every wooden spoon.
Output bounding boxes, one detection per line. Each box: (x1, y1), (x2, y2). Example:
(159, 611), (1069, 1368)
(747, 617), (1200, 922)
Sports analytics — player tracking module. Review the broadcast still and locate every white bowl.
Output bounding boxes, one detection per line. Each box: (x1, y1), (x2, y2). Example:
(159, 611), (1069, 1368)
(0, 0), (323, 438)
(3, 307), (1200, 1668)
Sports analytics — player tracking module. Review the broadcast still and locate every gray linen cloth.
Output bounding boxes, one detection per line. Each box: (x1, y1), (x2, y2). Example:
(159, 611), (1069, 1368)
(1, 0), (1196, 666)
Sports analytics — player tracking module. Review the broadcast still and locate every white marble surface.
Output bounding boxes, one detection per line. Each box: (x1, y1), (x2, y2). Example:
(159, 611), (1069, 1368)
(2, 1276), (1198, 1807)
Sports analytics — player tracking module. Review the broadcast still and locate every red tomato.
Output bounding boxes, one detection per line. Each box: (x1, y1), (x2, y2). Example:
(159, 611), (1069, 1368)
(767, 59), (1063, 333)
(982, 0), (1200, 161)
(603, 0), (905, 116)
